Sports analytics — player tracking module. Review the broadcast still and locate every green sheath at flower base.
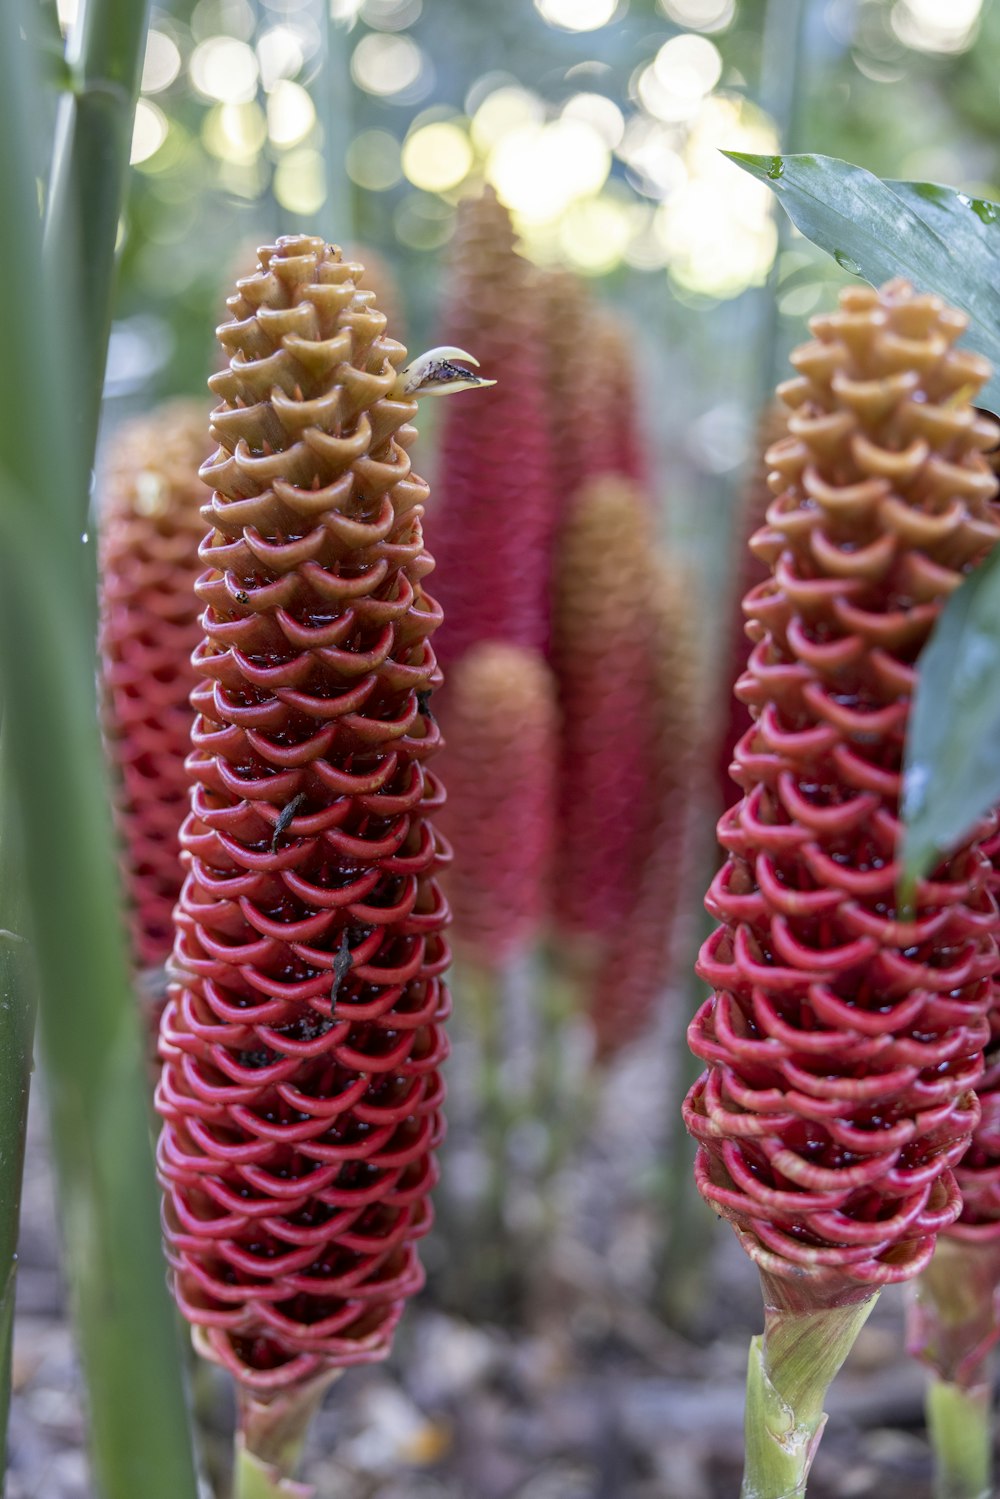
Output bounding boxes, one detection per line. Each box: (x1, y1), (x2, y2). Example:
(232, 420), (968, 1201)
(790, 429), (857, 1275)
(924, 1378), (991, 1499)
(742, 1278), (877, 1499)
(908, 1236), (1000, 1499)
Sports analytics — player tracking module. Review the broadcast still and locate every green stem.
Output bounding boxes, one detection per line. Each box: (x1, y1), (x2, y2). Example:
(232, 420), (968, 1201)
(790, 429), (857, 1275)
(909, 1236), (1000, 1499)
(314, 7), (354, 244)
(233, 1371), (341, 1498)
(43, 0), (152, 489)
(0, 769), (34, 1476)
(925, 1377), (992, 1499)
(741, 1278), (878, 1499)
(0, 4), (199, 1498)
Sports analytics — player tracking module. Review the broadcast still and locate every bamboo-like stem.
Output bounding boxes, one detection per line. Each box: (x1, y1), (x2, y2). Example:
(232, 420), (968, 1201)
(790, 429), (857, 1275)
(741, 1274), (878, 1499)
(909, 1236), (1000, 1499)
(0, 753), (34, 1476)
(0, 5), (199, 1498)
(314, 2), (354, 245)
(925, 1378), (991, 1499)
(43, 0), (152, 488)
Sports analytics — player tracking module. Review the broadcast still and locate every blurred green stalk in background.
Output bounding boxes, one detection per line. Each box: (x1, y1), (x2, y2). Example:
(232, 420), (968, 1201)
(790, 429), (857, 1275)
(0, 2), (199, 1495)
(0, 767), (34, 1479)
(44, 0), (154, 498)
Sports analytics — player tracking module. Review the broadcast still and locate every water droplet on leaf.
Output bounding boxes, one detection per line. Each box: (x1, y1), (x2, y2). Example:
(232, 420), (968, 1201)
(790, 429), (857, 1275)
(834, 250), (862, 275)
(766, 157), (784, 180)
(970, 198), (998, 225)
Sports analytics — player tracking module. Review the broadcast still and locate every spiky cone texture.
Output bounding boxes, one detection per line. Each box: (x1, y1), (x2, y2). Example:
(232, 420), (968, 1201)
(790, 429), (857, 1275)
(684, 280), (1000, 1298)
(590, 561), (702, 1056)
(542, 273), (647, 515)
(437, 643), (557, 969)
(552, 476), (662, 955)
(155, 236), (452, 1396)
(99, 399), (214, 970)
(715, 401), (788, 815)
(346, 244), (405, 346)
(428, 188), (554, 669)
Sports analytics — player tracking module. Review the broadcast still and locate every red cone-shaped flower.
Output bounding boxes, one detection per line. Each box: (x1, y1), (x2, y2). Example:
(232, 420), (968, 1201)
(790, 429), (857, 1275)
(685, 281), (1000, 1292)
(590, 560), (703, 1054)
(437, 642), (556, 969)
(552, 476), (662, 948)
(99, 400), (212, 968)
(542, 272), (647, 518)
(428, 189), (554, 667)
(156, 237), (452, 1394)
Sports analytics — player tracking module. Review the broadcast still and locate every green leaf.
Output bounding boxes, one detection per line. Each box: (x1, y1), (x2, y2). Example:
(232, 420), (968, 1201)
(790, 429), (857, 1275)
(901, 545), (1000, 889)
(726, 152), (1000, 412)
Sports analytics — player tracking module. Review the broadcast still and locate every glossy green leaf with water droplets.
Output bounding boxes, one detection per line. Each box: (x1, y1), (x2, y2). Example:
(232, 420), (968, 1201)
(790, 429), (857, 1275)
(726, 152), (1000, 413)
(900, 545), (1000, 890)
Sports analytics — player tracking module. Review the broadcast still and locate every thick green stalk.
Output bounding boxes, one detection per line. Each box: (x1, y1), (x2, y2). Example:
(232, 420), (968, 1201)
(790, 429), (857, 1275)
(43, 0), (152, 485)
(314, 5), (354, 244)
(909, 1236), (1000, 1499)
(741, 1275), (878, 1499)
(0, 754), (34, 1477)
(0, 4), (198, 1497)
(925, 1378), (991, 1499)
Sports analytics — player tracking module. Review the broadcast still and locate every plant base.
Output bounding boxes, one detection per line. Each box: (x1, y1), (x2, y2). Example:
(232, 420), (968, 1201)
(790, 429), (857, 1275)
(741, 1270), (879, 1499)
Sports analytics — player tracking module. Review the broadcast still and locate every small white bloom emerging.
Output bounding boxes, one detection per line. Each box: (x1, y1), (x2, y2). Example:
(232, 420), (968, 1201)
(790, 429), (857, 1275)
(392, 346), (496, 398)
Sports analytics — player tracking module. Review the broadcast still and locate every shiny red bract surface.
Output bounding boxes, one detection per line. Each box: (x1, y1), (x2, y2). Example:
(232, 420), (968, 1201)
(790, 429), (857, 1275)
(156, 237), (451, 1391)
(685, 282), (1000, 1291)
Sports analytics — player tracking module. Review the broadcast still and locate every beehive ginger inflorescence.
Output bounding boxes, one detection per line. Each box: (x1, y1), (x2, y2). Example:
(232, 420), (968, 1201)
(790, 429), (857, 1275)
(156, 236), (460, 1393)
(685, 280), (1000, 1292)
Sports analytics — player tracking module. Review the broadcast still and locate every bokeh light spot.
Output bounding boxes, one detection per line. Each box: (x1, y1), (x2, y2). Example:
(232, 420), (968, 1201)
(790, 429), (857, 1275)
(653, 34), (722, 98)
(890, 0), (982, 53)
(351, 32), (425, 96)
(203, 102), (268, 164)
(535, 0), (620, 30)
(141, 30), (182, 94)
(471, 86), (545, 152)
(130, 99), (169, 165)
(257, 26), (306, 89)
(488, 118), (610, 223)
(273, 148), (327, 214)
(267, 80), (316, 148)
(558, 194), (632, 273)
(402, 121), (474, 192)
(561, 92), (625, 149)
(190, 36), (260, 105)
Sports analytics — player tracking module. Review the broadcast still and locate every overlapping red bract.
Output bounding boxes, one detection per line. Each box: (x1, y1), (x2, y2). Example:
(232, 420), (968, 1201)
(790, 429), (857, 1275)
(428, 189), (554, 668)
(685, 281), (1000, 1289)
(156, 237), (451, 1392)
(99, 402), (211, 968)
(949, 824), (1000, 1240)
